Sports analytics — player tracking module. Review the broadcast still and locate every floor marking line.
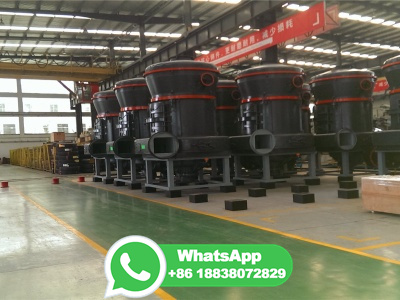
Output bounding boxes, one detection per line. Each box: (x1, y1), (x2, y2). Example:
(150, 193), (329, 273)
(337, 236), (380, 243)
(73, 180), (400, 266)
(261, 217), (277, 223)
(354, 241), (400, 251)
(11, 186), (176, 300)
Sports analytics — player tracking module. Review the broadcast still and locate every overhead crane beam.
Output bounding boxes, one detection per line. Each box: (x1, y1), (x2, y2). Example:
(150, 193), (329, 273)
(0, 54), (138, 62)
(100, 0), (284, 90)
(0, 7), (189, 24)
(0, 35), (141, 44)
(0, 62), (117, 82)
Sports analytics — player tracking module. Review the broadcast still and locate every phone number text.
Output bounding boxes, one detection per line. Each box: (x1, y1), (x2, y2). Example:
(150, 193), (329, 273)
(168, 268), (286, 279)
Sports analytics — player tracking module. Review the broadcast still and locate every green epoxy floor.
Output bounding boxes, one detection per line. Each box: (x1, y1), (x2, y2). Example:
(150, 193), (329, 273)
(1, 165), (400, 299)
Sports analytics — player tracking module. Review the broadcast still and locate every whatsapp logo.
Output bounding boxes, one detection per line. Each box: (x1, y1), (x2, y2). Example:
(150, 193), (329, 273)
(105, 236), (166, 298)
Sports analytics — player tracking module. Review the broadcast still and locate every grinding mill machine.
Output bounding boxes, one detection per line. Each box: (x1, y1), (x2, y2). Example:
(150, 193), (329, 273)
(230, 64), (318, 188)
(135, 60), (234, 197)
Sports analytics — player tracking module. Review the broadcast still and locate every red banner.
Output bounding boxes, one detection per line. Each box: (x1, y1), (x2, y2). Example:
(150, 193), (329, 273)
(283, 4), (340, 46)
(196, 2), (326, 66)
(374, 77), (389, 93)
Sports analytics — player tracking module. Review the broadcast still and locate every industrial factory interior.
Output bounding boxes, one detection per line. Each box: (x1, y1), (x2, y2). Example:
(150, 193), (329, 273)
(1, 0), (400, 299)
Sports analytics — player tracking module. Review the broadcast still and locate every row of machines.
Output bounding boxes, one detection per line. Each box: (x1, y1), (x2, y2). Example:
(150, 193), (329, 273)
(87, 56), (398, 197)
(373, 55), (400, 173)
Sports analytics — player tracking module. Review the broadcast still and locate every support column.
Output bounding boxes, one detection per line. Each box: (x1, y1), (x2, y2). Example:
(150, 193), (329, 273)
(108, 41), (116, 68)
(183, 0), (192, 35)
(117, 159), (123, 179)
(139, 23), (146, 57)
(341, 151), (351, 176)
(105, 157), (112, 178)
(255, 12), (278, 63)
(75, 103), (83, 137)
(145, 160), (153, 184)
(281, 53), (288, 64)
(90, 103), (97, 128)
(222, 157), (231, 184)
(166, 160), (175, 189)
(262, 155), (272, 181)
(336, 36), (342, 67)
(377, 151), (387, 175)
(234, 155), (241, 178)
(308, 152), (317, 178)
(130, 159), (137, 182)
(16, 79), (24, 135)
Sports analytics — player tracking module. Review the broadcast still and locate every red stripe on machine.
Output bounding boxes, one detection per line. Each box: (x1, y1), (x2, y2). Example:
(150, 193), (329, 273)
(309, 75), (376, 84)
(382, 61), (400, 69)
(316, 97), (371, 105)
(151, 94), (215, 102)
(121, 106), (149, 111)
(241, 96), (299, 103)
(236, 71), (303, 80)
(216, 106), (237, 110)
(217, 85), (238, 89)
(114, 84), (147, 90)
(389, 88), (400, 95)
(97, 113), (119, 118)
(144, 67), (219, 76)
(91, 95), (116, 100)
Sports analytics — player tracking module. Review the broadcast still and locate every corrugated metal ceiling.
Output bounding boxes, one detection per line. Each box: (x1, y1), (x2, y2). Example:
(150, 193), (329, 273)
(0, 0), (399, 77)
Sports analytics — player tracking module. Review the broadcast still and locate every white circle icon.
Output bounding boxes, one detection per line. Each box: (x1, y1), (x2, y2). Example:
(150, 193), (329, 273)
(104, 235), (167, 298)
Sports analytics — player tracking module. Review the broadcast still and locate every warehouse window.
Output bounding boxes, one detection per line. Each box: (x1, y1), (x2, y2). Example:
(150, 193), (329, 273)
(0, 97), (19, 112)
(57, 124), (69, 133)
(0, 78), (17, 93)
(0, 117), (20, 134)
(21, 79), (74, 94)
(50, 104), (58, 112)
(82, 103), (91, 112)
(23, 98), (72, 112)
(0, 78), (90, 135)
(82, 116), (93, 131)
(24, 117), (76, 134)
(3, 124), (16, 134)
(24, 104), (32, 112)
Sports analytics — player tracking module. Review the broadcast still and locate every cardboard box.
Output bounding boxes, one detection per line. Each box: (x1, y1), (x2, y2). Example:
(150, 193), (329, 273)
(50, 132), (65, 142)
(362, 176), (400, 215)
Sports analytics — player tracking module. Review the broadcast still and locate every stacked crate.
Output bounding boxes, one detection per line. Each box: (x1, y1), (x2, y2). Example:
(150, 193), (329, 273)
(78, 145), (94, 173)
(75, 130), (93, 146)
(53, 142), (80, 175)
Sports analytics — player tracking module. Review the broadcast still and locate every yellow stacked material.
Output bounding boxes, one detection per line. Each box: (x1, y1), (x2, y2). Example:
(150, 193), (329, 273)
(362, 175), (400, 215)
(10, 149), (20, 165)
(10, 144), (54, 172)
(26, 148), (34, 168)
(76, 131), (92, 145)
(42, 144), (52, 172)
(33, 147), (42, 169)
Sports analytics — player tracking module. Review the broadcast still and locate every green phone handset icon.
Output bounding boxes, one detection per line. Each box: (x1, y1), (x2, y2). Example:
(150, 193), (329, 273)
(120, 253), (151, 281)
